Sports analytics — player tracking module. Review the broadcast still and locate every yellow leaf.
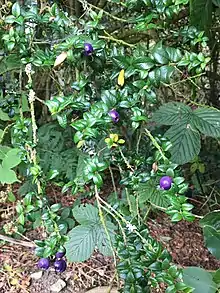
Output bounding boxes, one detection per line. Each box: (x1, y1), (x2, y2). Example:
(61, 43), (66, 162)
(10, 278), (18, 285)
(117, 69), (125, 86)
(118, 139), (125, 144)
(54, 51), (67, 67)
(77, 140), (85, 148)
(105, 138), (110, 144)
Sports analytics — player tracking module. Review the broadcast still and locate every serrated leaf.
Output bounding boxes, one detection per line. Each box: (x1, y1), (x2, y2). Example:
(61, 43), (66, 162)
(183, 267), (217, 293)
(200, 210), (220, 230)
(54, 51), (67, 67)
(96, 223), (114, 256)
(152, 102), (192, 126)
(136, 179), (170, 208)
(65, 225), (95, 262)
(203, 226), (220, 259)
(0, 146), (11, 160)
(2, 148), (21, 169)
(165, 122), (201, 164)
(72, 204), (99, 225)
(192, 108), (220, 138)
(0, 166), (18, 184)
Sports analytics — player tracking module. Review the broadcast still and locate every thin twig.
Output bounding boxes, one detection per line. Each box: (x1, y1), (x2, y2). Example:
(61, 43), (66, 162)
(0, 234), (35, 248)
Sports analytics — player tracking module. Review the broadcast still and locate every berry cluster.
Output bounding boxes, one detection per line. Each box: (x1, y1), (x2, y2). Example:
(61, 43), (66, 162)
(38, 249), (67, 273)
(0, 96), (18, 118)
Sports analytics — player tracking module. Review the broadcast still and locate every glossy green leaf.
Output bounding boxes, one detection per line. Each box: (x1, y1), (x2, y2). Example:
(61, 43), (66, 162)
(12, 3), (21, 18)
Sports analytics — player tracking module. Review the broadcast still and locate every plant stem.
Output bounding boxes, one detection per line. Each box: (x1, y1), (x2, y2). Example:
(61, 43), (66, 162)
(0, 234), (35, 248)
(145, 129), (167, 161)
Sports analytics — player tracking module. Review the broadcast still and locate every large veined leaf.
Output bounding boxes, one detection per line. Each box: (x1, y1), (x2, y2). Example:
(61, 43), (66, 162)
(165, 121), (201, 164)
(72, 204), (99, 226)
(0, 166), (18, 184)
(192, 108), (220, 138)
(2, 148), (21, 169)
(213, 0), (220, 6)
(183, 267), (217, 293)
(152, 102), (192, 126)
(136, 179), (170, 208)
(200, 212), (220, 259)
(65, 225), (96, 262)
(202, 226), (220, 259)
(190, 0), (212, 33)
(96, 222), (115, 257)
(200, 210), (220, 230)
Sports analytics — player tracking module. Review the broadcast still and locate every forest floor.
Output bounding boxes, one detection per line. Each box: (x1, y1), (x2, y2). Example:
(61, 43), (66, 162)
(0, 184), (220, 293)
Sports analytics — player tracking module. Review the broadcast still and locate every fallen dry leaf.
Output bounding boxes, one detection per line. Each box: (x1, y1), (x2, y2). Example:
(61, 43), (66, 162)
(54, 51), (67, 67)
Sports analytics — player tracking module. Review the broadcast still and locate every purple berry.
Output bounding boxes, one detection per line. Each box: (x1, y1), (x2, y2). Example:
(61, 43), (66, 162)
(55, 250), (66, 259)
(84, 43), (94, 56)
(38, 258), (50, 270)
(160, 176), (172, 190)
(54, 259), (67, 273)
(108, 109), (120, 123)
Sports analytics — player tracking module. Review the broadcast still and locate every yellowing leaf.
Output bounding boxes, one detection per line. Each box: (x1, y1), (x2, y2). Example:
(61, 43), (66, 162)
(77, 140), (85, 148)
(118, 139), (125, 144)
(118, 69), (125, 86)
(54, 51), (67, 67)
(105, 138), (110, 143)
(10, 278), (18, 285)
(110, 133), (118, 142)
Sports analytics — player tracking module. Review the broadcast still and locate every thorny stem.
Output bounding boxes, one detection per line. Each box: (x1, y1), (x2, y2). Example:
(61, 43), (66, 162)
(94, 185), (118, 268)
(99, 31), (135, 47)
(96, 192), (154, 250)
(0, 123), (15, 144)
(109, 166), (117, 196)
(145, 129), (167, 162)
(77, 0), (129, 23)
(0, 234), (35, 248)
(25, 67), (42, 195)
(119, 148), (134, 171)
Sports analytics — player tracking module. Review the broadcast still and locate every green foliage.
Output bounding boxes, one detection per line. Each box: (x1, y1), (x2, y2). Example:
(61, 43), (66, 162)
(37, 123), (78, 181)
(65, 204), (115, 262)
(0, 148), (21, 184)
(136, 179), (170, 208)
(152, 103), (220, 164)
(200, 211), (220, 259)
(183, 267), (217, 293)
(0, 1), (218, 292)
(190, 0), (213, 33)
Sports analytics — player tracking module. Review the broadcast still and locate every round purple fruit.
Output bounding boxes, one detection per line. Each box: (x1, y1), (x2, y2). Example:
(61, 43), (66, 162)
(84, 43), (94, 56)
(38, 258), (50, 270)
(55, 250), (66, 259)
(108, 109), (120, 123)
(160, 176), (172, 190)
(54, 259), (67, 273)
